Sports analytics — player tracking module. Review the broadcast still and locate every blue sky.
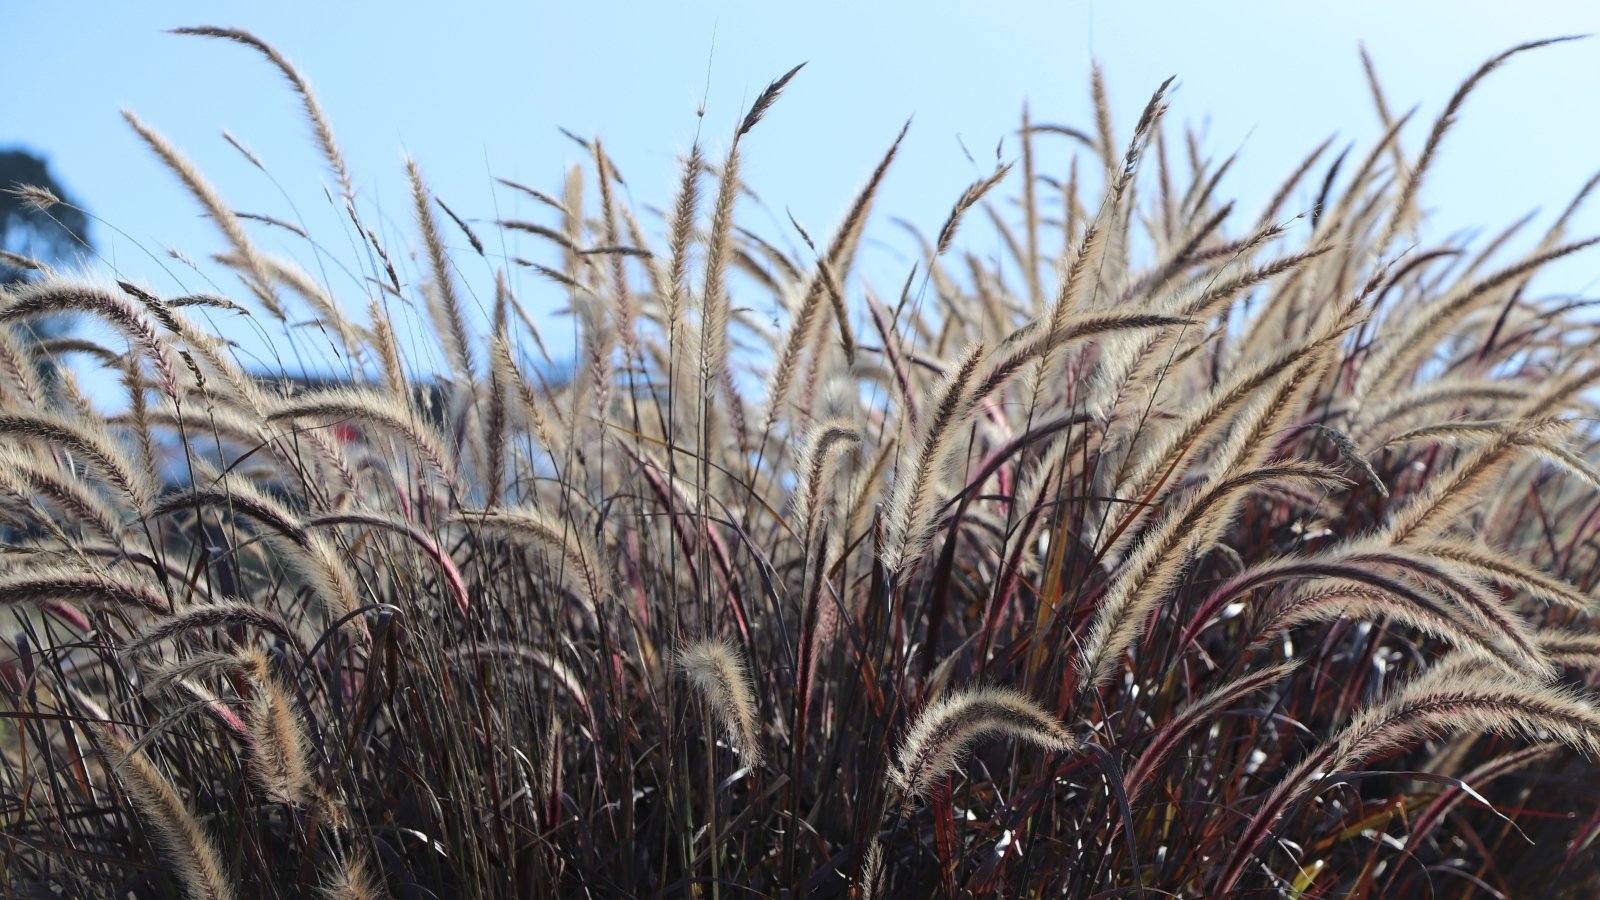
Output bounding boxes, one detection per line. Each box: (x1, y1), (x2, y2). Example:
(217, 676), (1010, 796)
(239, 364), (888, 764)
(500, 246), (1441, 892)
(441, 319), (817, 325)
(7, 1), (1600, 378)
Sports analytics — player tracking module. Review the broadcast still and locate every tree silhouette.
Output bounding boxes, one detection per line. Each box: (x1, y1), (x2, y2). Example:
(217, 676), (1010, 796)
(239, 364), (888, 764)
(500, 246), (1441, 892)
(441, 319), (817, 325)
(1, 148), (91, 284)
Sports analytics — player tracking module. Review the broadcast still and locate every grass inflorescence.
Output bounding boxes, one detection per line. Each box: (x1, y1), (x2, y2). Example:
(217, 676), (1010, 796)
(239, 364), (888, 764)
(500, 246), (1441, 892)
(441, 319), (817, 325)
(4, 28), (1600, 898)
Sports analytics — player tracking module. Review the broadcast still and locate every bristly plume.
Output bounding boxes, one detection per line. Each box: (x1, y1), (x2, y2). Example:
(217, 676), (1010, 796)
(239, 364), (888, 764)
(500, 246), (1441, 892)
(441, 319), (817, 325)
(936, 163), (1013, 257)
(121, 111), (285, 321)
(457, 506), (609, 621)
(266, 386), (457, 484)
(678, 639), (763, 767)
(16, 34), (1600, 899)
(0, 566), (171, 616)
(1311, 424), (1388, 497)
(739, 63), (806, 138)
(1380, 37), (1584, 249)
(882, 341), (985, 575)
(407, 157), (476, 380)
(1124, 661), (1300, 803)
(318, 851), (383, 900)
(170, 26), (354, 201)
(859, 837), (886, 899)
(238, 648), (316, 807)
(790, 418), (862, 542)
(1216, 661), (1600, 894)
(91, 724), (237, 900)
(6, 183), (60, 211)
(889, 685), (1079, 812)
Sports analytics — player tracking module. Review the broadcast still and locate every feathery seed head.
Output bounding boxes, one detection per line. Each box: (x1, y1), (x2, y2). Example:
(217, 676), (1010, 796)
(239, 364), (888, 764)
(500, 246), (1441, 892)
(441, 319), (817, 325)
(678, 639), (763, 767)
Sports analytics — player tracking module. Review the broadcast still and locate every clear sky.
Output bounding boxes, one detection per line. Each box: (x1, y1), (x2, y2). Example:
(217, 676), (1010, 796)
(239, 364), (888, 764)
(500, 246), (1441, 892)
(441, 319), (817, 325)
(6, 1), (1600, 377)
